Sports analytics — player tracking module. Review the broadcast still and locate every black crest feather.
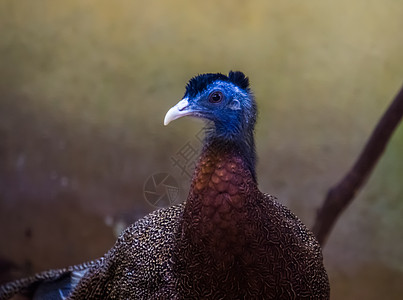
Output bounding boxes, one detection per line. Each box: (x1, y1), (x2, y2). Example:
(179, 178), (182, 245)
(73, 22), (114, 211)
(185, 71), (250, 98)
(228, 71), (249, 90)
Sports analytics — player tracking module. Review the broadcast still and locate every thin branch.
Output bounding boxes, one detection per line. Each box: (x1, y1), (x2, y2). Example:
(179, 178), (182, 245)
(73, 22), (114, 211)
(312, 84), (403, 247)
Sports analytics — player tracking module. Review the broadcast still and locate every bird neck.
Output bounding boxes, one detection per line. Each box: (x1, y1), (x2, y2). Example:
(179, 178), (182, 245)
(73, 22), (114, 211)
(204, 130), (257, 182)
(181, 139), (261, 261)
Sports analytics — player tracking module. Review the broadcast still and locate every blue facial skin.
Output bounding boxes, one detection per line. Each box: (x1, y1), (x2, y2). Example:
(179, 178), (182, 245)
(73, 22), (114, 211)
(184, 81), (255, 141)
(183, 80), (258, 182)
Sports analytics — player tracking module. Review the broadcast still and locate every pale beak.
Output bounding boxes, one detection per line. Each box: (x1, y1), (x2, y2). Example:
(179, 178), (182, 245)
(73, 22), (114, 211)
(164, 98), (192, 126)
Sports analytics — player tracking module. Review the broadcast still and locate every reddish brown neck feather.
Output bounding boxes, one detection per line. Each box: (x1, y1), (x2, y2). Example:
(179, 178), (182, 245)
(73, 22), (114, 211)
(182, 144), (261, 260)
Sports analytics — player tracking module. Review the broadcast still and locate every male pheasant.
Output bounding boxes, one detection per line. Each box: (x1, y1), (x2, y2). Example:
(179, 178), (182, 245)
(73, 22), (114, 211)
(0, 71), (330, 299)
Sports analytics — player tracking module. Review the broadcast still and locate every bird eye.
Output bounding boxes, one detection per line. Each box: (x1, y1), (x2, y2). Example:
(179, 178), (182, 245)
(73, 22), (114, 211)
(208, 91), (223, 103)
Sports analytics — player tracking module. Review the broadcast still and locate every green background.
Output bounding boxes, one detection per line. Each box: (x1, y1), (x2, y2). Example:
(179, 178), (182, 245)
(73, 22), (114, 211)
(0, 1), (402, 298)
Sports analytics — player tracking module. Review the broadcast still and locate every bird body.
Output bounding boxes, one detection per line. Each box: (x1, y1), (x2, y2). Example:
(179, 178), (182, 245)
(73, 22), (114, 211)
(0, 71), (329, 299)
(173, 141), (329, 299)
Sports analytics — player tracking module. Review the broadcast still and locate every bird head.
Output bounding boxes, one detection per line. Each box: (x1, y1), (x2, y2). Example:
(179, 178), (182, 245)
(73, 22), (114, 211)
(164, 71), (257, 142)
(164, 71), (258, 181)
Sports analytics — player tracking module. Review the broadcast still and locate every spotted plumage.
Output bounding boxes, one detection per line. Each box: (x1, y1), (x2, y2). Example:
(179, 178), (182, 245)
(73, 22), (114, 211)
(0, 71), (330, 299)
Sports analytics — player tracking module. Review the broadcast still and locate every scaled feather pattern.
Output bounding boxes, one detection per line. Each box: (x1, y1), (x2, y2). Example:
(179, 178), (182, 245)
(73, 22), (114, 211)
(0, 71), (330, 299)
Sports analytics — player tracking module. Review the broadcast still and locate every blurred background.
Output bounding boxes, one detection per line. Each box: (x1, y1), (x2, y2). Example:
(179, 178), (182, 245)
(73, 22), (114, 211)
(0, 0), (402, 298)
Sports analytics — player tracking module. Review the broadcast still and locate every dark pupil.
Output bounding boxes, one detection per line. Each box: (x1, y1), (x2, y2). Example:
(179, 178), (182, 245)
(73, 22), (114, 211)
(211, 92), (221, 102)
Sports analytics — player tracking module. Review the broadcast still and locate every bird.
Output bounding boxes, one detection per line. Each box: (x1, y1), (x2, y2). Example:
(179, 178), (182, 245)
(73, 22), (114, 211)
(0, 71), (330, 299)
